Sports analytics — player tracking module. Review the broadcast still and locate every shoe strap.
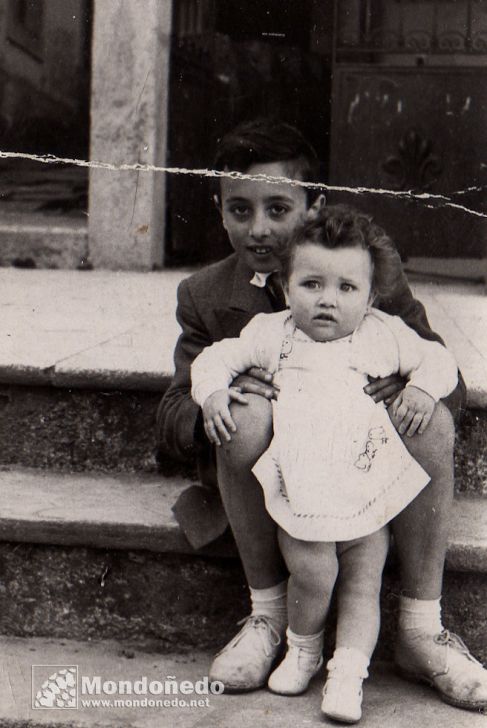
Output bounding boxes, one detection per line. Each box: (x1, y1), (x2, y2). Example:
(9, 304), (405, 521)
(215, 615), (282, 658)
(326, 658), (369, 680)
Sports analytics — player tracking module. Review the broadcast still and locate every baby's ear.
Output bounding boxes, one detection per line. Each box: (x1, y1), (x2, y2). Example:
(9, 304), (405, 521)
(306, 194), (326, 220)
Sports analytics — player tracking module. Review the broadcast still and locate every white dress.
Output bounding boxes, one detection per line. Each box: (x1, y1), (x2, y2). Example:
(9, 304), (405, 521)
(191, 309), (458, 543)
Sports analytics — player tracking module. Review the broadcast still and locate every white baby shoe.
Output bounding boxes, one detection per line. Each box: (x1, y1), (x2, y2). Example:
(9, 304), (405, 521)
(321, 647), (370, 723)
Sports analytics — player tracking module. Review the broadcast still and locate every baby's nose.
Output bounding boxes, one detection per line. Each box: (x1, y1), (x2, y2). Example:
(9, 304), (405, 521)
(318, 287), (337, 306)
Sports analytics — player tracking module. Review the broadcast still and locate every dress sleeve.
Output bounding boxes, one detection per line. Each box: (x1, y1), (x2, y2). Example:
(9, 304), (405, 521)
(191, 313), (281, 406)
(382, 314), (459, 402)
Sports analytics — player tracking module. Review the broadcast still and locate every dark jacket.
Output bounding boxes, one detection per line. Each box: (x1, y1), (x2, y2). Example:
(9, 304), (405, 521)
(157, 252), (465, 548)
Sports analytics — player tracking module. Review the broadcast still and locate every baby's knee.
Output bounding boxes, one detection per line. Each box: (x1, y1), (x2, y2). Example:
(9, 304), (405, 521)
(282, 534), (339, 591)
(338, 529), (389, 585)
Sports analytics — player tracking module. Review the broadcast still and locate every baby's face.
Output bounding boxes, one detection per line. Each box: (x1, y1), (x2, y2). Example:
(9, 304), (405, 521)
(284, 242), (373, 342)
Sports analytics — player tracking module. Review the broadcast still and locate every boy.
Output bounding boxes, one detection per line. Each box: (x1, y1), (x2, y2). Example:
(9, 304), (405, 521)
(157, 119), (487, 710)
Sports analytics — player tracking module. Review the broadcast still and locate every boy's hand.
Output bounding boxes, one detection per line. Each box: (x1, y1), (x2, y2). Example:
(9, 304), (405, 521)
(232, 367), (278, 400)
(364, 374), (406, 404)
(389, 385), (435, 437)
(202, 388), (248, 446)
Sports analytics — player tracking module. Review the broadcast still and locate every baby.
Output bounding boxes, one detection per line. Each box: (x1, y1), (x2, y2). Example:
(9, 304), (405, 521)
(191, 205), (458, 722)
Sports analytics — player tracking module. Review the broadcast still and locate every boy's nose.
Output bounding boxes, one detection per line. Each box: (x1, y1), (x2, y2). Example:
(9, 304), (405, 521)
(249, 212), (271, 240)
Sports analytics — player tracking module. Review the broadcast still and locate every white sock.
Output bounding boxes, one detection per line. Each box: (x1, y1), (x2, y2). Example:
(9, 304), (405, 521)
(398, 596), (443, 634)
(328, 647), (370, 678)
(249, 580), (287, 628)
(287, 627), (324, 658)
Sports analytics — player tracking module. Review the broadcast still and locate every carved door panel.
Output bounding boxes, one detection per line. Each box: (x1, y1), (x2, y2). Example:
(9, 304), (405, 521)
(329, 68), (487, 260)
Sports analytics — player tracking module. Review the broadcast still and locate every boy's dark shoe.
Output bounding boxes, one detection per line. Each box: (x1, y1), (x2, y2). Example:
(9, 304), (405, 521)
(209, 615), (285, 692)
(395, 629), (487, 711)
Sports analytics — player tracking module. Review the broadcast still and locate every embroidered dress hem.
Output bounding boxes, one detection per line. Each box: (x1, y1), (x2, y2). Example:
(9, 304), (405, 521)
(252, 451), (429, 542)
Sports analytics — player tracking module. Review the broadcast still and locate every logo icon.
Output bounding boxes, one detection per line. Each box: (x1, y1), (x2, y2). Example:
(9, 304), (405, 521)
(32, 665), (78, 709)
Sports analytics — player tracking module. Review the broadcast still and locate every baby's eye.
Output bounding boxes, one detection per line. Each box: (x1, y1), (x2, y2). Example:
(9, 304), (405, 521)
(340, 282), (356, 292)
(303, 280), (320, 290)
(269, 204), (289, 218)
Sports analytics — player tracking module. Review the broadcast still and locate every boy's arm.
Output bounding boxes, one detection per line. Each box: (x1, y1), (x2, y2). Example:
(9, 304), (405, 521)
(375, 259), (442, 344)
(156, 278), (212, 461)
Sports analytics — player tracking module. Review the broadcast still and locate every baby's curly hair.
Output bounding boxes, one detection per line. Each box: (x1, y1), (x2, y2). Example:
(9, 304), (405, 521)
(279, 205), (403, 298)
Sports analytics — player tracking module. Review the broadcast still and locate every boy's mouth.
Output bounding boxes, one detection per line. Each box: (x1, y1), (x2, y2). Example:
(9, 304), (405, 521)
(247, 245), (274, 256)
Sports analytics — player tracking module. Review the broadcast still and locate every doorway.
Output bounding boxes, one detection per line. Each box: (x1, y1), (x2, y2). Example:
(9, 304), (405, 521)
(165, 0), (334, 265)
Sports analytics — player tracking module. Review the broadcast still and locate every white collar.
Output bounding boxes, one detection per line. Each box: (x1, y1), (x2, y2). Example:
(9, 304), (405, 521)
(250, 271), (273, 288)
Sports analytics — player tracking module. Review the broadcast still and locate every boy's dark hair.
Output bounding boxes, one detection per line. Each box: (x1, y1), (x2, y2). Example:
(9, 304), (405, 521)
(279, 204), (403, 297)
(214, 118), (321, 202)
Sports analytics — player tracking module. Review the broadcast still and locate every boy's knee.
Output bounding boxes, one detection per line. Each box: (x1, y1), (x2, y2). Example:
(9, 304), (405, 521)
(430, 401), (455, 451)
(394, 400), (455, 460)
(218, 394), (273, 467)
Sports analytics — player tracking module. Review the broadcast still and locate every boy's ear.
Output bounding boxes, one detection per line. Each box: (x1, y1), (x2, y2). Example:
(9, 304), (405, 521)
(306, 194), (326, 220)
(214, 194), (227, 229)
(213, 194), (222, 213)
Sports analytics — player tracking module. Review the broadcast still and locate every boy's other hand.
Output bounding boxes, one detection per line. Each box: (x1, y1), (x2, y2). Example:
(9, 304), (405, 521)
(202, 388), (248, 446)
(232, 367), (278, 400)
(389, 385), (435, 437)
(364, 374), (406, 404)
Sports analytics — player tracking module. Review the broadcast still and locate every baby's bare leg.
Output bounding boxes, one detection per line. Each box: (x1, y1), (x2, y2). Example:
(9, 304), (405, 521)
(278, 528), (339, 634)
(335, 527), (390, 657)
(321, 528), (389, 722)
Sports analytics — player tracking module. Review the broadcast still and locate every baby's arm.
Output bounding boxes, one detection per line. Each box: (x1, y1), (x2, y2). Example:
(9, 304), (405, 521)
(385, 315), (458, 437)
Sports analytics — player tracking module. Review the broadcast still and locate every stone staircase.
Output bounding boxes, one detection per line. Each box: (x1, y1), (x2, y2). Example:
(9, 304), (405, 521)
(0, 267), (486, 726)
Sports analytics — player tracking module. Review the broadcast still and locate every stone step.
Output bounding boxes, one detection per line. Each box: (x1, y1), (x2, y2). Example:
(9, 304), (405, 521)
(0, 467), (485, 570)
(2, 635), (485, 728)
(0, 468), (485, 662)
(0, 214), (88, 270)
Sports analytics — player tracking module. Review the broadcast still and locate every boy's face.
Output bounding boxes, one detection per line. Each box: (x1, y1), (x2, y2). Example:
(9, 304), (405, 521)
(218, 161), (314, 274)
(283, 242), (373, 342)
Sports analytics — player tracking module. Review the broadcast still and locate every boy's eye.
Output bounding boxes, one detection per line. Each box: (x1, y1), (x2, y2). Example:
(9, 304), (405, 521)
(302, 280), (321, 290)
(340, 282), (356, 292)
(269, 204), (289, 218)
(229, 205), (250, 218)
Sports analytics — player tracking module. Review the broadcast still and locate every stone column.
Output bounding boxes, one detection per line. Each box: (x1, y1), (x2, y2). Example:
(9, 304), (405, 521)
(88, 0), (172, 270)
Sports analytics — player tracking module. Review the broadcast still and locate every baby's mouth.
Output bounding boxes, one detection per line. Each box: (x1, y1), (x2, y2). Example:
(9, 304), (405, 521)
(314, 313), (337, 322)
